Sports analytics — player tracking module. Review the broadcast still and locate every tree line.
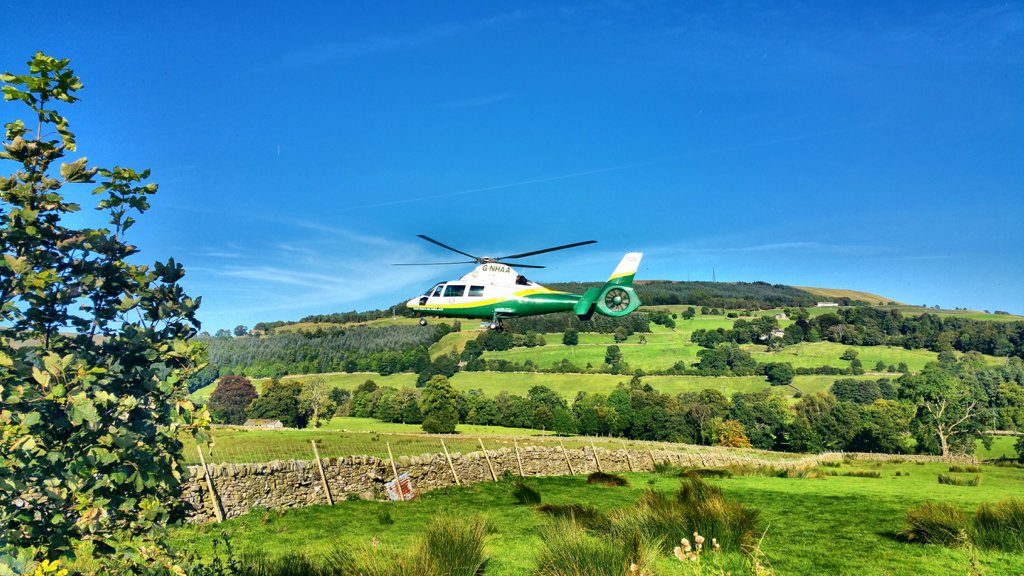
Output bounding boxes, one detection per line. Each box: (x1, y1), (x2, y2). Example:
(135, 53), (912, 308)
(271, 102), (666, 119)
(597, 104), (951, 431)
(693, 307), (1024, 358)
(208, 355), (1024, 459)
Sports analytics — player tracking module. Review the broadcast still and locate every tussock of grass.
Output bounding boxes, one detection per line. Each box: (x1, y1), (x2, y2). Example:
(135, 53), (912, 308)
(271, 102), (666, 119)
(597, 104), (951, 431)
(512, 481), (542, 505)
(949, 465), (982, 473)
(683, 467), (734, 478)
(899, 502), (969, 546)
(820, 461), (842, 468)
(990, 459), (1024, 469)
(608, 475), (759, 552)
(938, 473), (981, 486)
(972, 498), (1024, 552)
(535, 518), (658, 576)
(653, 462), (682, 474)
(376, 509), (394, 526)
(901, 499), (1024, 553)
(587, 471), (630, 487)
(234, 547), (354, 576)
(537, 503), (612, 532)
(354, 515), (489, 576)
(826, 469), (882, 478)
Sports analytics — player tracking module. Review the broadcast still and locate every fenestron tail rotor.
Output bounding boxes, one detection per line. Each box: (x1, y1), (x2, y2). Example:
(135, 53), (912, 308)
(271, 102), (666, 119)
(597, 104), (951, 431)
(392, 236), (596, 267)
(604, 287), (631, 312)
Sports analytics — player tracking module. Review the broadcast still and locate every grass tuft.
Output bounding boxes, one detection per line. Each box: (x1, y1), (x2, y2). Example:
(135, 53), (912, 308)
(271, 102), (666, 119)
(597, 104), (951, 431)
(587, 471), (630, 487)
(899, 502), (969, 546)
(938, 473), (981, 486)
(825, 469), (882, 478)
(682, 467), (734, 478)
(512, 481), (542, 505)
(972, 498), (1024, 552)
(608, 474), (759, 552)
(537, 503), (612, 532)
(376, 509), (394, 526)
(535, 518), (658, 576)
(948, 465), (982, 473)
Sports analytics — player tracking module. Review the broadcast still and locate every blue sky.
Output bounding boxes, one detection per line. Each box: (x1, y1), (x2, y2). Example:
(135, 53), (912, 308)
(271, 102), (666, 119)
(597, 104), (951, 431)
(2, 1), (1022, 329)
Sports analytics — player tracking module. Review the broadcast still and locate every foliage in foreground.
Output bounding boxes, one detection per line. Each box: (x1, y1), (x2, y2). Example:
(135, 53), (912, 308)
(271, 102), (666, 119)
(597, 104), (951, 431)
(0, 52), (206, 574)
(534, 518), (659, 576)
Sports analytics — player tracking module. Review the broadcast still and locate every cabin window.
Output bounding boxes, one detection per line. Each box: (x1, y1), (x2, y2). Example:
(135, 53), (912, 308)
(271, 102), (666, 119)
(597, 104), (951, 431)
(424, 283), (442, 296)
(431, 285), (445, 298)
(443, 284), (466, 297)
(468, 285), (485, 297)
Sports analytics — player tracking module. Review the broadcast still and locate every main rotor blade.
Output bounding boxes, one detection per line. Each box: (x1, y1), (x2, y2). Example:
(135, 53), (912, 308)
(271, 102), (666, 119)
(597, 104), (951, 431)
(501, 262), (546, 269)
(392, 261), (477, 266)
(417, 235), (480, 261)
(497, 240), (597, 261)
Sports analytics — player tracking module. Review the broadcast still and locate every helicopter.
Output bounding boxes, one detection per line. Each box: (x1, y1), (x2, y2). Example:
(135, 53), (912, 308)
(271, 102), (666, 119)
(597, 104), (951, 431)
(397, 235), (643, 331)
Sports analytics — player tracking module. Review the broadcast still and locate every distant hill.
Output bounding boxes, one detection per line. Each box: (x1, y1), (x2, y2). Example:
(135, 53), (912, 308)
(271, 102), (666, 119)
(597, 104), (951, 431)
(796, 286), (897, 305)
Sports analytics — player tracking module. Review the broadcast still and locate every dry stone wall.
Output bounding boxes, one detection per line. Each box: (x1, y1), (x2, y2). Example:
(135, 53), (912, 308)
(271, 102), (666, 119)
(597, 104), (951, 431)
(182, 444), (976, 523)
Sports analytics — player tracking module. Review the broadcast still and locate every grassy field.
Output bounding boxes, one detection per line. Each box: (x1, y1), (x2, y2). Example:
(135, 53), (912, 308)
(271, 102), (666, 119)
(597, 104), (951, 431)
(190, 372), (417, 403)
(189, 418), (795, 465)
(796, 286), (895, 305)
(977, 435), (1021, 460)
(172, 460), (1024, 575)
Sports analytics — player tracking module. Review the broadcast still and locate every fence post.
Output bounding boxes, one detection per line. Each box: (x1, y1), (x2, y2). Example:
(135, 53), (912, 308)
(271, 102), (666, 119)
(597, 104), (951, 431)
(559, 440), (575, 475)
(513, 438), (525, 477)
(386, 442), (406, 501)
(310, 440), (333, 506)
(589, 438), (602, 473)
(440, 439), (461, 486)
(697, 449), (707, 467)
(478, 438), (498, 481)
(648, 448), (658, 469)
(195, 444), (224, 523)
(623, 443), (635, 473)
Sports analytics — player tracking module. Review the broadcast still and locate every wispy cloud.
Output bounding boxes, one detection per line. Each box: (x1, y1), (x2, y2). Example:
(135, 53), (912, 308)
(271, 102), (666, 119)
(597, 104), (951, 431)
(274, 11), (530, 68)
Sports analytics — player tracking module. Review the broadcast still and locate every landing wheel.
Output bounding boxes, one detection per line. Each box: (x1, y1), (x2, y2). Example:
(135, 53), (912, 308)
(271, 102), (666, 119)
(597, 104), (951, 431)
(419, 317), (428, 326)
(487, 320), (504, 332)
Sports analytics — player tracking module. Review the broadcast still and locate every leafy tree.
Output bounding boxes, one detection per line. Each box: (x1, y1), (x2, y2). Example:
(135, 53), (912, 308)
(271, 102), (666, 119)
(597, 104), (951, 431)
(208, 375), (258, 424)
(849, 399), (914, 454)
(681, 307), (696, 320)
(763, 362), (795, 387)
(898, 360), (991, 456)
(329, 387), (351, 416)
(850, 358), (865, 375)
(831, 379), (884, 405)
(787, 393), (861, 452)
(605, 345), (623, 366)
(298, 377), (335, 427)
(715, 419), (752, 448)
(0, 53), (205, 566)
(613, 327), (629, 343)
(841, 348), (859, 361)
(233, 324), (249, 337)
(420, 375), (460, 434)
(248, 379), (310, 428)
(874, 360), (886, 372)
(562, 329), (579, 346)
(349, 379), (379, 417)
(731, 390), (789, 450)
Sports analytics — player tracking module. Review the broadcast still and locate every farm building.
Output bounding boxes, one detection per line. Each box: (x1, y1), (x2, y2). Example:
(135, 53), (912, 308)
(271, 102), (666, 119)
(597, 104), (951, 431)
(815, 302), (839, 307)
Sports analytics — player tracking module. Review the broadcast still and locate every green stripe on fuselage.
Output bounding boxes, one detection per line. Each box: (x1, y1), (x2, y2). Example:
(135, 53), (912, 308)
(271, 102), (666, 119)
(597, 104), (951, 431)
(414, 292), (581, 319)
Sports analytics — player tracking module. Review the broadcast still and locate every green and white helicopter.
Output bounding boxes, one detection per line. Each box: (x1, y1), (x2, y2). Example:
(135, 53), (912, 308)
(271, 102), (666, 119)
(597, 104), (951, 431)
(398, 235), (643, 331)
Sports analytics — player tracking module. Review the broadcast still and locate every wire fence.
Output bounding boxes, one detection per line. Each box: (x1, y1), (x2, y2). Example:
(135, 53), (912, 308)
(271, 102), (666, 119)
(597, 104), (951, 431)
(184, 425), (806, 467)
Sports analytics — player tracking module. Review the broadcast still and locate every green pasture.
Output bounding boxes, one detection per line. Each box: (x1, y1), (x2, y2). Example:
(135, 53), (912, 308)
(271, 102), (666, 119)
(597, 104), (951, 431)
(172, 460), (1024, 575)
(190, 372), (417, 403)
(977, 435), (1021, 460)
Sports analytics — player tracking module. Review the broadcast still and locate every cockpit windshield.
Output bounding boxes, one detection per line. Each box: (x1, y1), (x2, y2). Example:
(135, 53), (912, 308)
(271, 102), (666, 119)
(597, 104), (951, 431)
(423, 283), (442, 296)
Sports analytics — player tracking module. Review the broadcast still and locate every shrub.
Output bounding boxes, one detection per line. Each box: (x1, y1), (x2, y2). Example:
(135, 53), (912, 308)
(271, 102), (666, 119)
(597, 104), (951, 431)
(948, 465), (982, 473)
(972, 498), (1024, 552)
(826, 469), (881, 478)
(587, 472), (629, 487)
(537, 503), (611, 532)
(376, 509), (394, 526)
(609, 475), (759, 552)
(419, 375), (459, 434)
(653, 462), (683, 474)
(512, 481), (542, 505)
(938, 474), (981, 486)
(820, 461), (842, 468)
(247, 379), (310, 428)
(534, 518), (658, 576)
(900, 502), (969, 546)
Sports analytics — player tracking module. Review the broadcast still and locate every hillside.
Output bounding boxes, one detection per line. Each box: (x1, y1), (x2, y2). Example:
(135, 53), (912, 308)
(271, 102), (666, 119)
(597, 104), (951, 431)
(796, 286), (897, 305)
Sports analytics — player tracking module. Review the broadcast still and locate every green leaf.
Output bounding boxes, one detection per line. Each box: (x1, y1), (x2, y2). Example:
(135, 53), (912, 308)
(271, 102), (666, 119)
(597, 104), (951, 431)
(60, 157), (95, 183)
(69, 393), (100, 425)
(22, 411), (41, 427)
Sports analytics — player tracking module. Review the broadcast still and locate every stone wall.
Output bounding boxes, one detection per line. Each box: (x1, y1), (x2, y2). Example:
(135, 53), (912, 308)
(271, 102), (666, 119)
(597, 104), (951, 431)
(186, 444), (962, 523)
